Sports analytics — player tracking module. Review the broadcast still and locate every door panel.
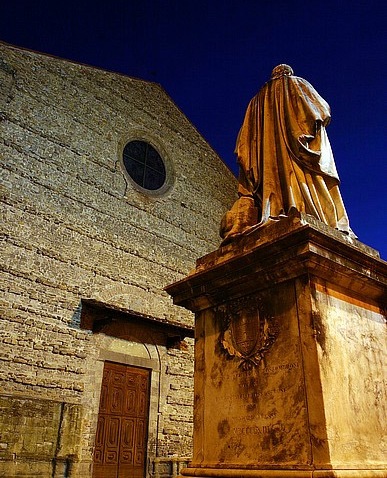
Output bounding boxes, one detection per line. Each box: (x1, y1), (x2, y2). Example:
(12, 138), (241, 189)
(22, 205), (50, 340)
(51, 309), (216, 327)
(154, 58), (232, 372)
(93, 362), (150, 478)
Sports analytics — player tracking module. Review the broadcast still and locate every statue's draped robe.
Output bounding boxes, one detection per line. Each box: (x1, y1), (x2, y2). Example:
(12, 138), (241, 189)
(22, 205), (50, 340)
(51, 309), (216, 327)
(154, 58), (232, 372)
(235, 75), (351, 233)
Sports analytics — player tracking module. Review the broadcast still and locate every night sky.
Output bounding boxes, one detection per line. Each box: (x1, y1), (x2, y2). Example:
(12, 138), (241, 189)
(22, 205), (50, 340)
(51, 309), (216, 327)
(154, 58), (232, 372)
(1, 1), (386, 257)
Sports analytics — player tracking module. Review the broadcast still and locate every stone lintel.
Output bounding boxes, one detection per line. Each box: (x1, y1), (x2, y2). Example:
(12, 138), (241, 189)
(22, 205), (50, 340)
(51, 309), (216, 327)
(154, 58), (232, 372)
(80, 298), (194, 344)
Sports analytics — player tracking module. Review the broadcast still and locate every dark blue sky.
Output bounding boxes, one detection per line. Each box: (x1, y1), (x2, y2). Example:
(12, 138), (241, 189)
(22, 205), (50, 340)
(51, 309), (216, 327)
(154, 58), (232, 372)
(1, 1), (386, 257)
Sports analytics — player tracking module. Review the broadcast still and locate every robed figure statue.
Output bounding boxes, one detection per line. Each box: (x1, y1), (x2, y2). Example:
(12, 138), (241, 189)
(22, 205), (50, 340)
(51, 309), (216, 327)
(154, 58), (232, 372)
(220, 64), (354, 243)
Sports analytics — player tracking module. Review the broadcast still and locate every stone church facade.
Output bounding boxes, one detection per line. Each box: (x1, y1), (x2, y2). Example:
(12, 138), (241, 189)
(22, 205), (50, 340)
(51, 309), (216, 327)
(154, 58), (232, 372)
(0, 42), (237, 477)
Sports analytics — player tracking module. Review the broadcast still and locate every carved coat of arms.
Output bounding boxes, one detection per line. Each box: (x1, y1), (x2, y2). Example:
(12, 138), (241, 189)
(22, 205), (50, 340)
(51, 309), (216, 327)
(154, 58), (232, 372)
(218, 296), (279, 370)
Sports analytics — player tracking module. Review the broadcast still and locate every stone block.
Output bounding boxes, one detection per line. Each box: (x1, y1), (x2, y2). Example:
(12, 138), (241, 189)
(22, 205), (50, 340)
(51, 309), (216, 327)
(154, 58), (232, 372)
(0, 396), (84, 477)
(166, 216), (387, 477)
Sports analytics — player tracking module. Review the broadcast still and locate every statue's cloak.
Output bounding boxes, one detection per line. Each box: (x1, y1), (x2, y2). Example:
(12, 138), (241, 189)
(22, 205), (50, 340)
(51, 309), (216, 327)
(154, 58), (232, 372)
(235, 75), (350, 232)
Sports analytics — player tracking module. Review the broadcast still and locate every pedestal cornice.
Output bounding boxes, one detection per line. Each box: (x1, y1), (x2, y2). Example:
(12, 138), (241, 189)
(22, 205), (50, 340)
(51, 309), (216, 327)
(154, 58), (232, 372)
(165, 215), (386, 312)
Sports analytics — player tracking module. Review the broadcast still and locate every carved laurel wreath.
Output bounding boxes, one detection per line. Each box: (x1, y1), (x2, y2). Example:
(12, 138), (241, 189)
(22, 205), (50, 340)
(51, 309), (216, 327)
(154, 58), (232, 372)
(217, 296), (279, 371)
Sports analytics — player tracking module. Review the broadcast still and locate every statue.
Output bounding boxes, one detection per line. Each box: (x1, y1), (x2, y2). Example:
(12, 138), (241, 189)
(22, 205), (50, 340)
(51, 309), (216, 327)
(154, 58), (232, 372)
(220, 64), (355, 243)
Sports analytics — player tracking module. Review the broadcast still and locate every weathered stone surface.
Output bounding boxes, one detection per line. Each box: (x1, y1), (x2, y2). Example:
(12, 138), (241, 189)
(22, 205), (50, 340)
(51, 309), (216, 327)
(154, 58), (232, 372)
(0, 41), (237, 477)
(166, 217), (387, 477)
(192, 285), (311, 467)
(310, 281), (386, 467)
(0, 396), (84, 477)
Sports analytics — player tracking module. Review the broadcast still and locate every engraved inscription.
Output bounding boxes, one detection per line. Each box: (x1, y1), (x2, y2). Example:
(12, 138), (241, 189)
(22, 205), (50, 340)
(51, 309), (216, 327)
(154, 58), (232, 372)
(238, 412), (277, 421)
(263, 362), (299, 374)
(231, 362), (299, 379)
(233, 423), (286, 435)
(237, 387), (291, 401)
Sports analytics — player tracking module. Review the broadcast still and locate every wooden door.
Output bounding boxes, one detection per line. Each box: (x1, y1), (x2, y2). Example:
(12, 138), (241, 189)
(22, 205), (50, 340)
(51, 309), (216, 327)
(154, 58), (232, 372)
(93, 362), (150, 478)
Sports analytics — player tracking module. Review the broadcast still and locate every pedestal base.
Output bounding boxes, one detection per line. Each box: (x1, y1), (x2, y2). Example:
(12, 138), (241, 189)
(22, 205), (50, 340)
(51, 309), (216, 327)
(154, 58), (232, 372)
(167, 216), (387, 477)
(180, 468), (387, 477)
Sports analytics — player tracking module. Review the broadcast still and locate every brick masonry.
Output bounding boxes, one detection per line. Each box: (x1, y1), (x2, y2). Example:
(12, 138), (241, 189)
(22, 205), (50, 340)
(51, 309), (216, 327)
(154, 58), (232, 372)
(0, 42), (237, 477)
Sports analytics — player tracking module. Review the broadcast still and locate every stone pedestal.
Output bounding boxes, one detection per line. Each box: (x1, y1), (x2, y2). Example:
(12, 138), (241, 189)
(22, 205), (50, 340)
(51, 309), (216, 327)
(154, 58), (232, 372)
(166, 215), (387, 478)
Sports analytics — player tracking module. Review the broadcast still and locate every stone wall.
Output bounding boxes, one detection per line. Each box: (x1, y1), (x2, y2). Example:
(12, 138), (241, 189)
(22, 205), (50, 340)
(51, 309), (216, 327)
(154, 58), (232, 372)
(0, 42), (237, 477)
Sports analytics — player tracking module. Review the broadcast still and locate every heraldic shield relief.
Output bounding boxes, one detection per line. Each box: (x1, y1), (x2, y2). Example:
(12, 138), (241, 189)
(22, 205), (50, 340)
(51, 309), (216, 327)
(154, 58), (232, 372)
(218, 295), (279, 370)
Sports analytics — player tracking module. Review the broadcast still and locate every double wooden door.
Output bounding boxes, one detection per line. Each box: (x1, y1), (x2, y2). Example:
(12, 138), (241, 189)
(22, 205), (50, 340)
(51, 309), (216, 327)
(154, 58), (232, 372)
(93, 362), (150, 478)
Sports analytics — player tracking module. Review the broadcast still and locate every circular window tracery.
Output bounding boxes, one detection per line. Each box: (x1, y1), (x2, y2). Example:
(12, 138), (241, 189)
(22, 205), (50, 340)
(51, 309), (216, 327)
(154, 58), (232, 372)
(123, 140), (167, 191)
